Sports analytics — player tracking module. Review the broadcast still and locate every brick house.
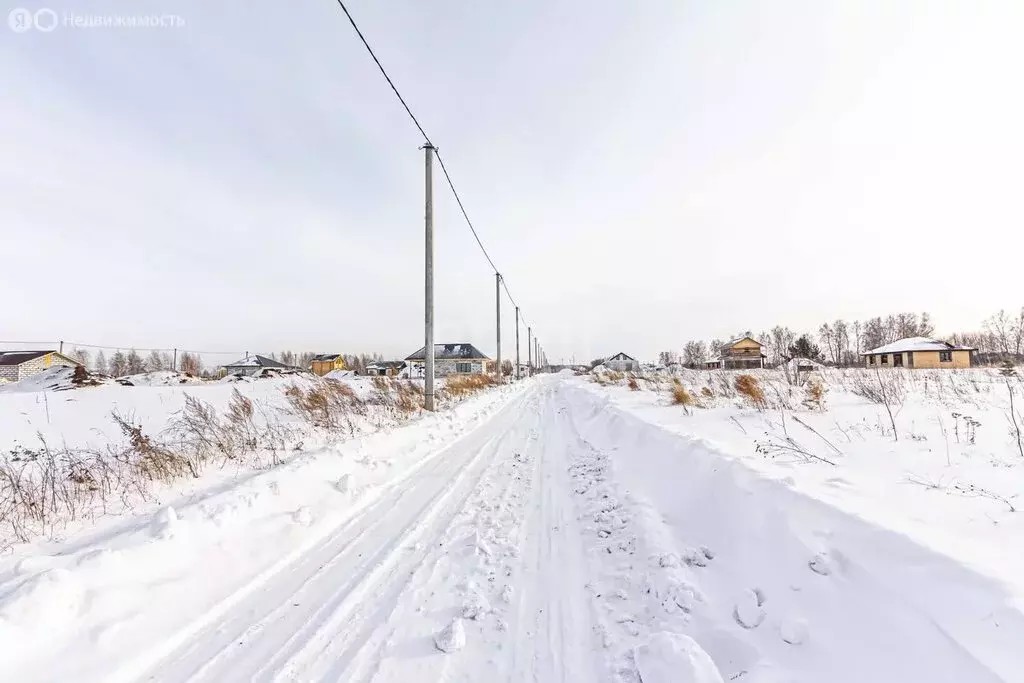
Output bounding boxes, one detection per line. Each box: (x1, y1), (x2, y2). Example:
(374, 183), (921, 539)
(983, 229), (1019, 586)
(0, 350), (82, 383)
(862, 337), (975, 369)
(404, 343), (490, 376)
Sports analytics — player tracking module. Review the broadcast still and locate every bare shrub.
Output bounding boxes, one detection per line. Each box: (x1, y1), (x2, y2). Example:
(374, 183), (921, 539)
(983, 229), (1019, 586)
(735, 374), (766, 411)
(670, 381), (702, 415)
(802, 378), (827, 411)
(701, 386), (714, 399)
(111, 410), (192, 480)
(852, 369), (905, 440)
(284, 380), (364, 434)
(445, 374), (496, 399)
(627, 377), (640, 391)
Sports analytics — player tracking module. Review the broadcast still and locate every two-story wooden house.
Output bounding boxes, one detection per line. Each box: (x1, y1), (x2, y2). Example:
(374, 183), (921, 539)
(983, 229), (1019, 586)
(705, 337), (766, 370)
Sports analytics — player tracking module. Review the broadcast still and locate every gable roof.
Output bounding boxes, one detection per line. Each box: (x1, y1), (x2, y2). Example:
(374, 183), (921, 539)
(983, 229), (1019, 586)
(863, 337), (975, 355)
(724, 337), (762, 349)
(224, 354), (291, 369)
(311, 354), (343, 362)
(366, 360), (406, 369)
(607, 352), (637, 362)
(0, 350), (81, 367)
(405, 343), (489, 361)
(0, 350), (53, 366)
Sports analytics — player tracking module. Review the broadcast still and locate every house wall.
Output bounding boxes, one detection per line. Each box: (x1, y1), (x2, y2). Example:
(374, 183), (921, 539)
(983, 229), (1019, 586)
(16, 353), (79, 381)
(311, 359), (345, 376)
(0, 367), (18, 382)
(606, 359), (639, 372)
(864, 350), (972, 369)
(406, 359), (487, 376)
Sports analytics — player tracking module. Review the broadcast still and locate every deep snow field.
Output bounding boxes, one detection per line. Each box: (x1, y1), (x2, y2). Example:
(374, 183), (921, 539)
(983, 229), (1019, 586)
(0, 366), (1022, 683)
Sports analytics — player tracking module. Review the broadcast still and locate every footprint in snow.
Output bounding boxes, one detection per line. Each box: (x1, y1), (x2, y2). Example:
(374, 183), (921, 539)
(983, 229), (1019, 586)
(780, 616), (809, 645)
(733, 589), (766, 629)
(808, 553), (832, 576)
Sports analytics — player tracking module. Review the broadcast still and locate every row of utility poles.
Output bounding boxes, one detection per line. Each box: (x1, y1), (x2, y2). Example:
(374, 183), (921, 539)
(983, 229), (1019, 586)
(422, 144), (545, 411)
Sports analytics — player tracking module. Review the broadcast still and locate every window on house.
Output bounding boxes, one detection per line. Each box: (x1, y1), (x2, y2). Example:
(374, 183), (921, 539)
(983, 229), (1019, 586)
(869, 355), (876, 365)
(893, 353), (903, 367)
(456, 362), (472, 373)
(939, 351), (953, 362)
(881, 354), (889, 365)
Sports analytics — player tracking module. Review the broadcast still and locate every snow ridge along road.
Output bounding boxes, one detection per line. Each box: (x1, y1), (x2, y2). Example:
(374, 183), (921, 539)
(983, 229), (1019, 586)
(6, 376), (1024, 682)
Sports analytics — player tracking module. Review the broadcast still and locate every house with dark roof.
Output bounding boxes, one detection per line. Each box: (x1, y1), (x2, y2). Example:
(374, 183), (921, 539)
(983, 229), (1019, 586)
(862, 337), (975, 369)
(222, 354), (293, 377)
(404, 343), (489, 376)
(310, 354), (346, 377)
(0, 350), (82, 383)
(604, 352), (640, 372)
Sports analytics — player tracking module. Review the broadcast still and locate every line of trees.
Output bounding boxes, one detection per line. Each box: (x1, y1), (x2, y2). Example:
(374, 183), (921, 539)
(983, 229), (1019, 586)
(660, 306), (1024, 369)
(67, 348), (394, 378)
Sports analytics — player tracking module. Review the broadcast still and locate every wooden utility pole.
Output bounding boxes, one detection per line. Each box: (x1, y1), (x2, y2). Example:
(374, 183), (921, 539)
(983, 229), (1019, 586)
(515, 307), (521, 381)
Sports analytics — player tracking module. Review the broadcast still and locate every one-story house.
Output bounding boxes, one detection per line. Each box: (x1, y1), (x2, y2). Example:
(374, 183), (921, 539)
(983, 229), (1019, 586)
(604, 352), (640, 372)
(862, 337), (975, 369)
(0, 350), (82, 383)
(404, 343), (489, 376)
(222, 354), (293, 377)
(365, 361), (406, 377)
(310, 354), (346, 376)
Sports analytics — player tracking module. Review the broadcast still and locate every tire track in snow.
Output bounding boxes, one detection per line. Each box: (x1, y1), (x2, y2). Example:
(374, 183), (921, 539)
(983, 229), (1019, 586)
(133, 387), (540, 683)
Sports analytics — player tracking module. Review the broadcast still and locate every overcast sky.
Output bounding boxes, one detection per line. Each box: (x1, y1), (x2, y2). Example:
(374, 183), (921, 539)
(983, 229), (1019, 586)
(3, 0), (1023, 363)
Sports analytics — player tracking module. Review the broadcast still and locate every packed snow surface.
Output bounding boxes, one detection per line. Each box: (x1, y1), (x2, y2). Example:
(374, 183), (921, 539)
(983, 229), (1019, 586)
(2, 373), (1023, 682)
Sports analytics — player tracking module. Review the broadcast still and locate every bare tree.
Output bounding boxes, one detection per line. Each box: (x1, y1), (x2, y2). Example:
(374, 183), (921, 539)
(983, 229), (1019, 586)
(682, 341), (707, 368)
(70, 348), (90, 367)
(819, 323), (837, 365)
(986, 310), (1013, 356)
(109, 351), (128, 377)
(94, 350), (108, 375)
(770, 327), (795, 366)
(145, 350), (165, 372)
(179, 352), (203, 376)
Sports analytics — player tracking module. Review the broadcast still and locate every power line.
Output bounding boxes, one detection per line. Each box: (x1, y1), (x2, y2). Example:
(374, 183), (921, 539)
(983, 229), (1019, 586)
(330, 0), (538, 345)
(330, 0), (432, 145)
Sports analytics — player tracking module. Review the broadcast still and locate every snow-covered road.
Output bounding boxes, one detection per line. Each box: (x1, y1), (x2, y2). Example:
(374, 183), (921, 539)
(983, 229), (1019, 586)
(5, 377), (1024, 682)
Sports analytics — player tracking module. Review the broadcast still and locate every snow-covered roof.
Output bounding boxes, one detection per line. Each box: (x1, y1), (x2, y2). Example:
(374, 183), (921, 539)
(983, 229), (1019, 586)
(224, 355), (291, 369)
(724, 337), (761, 349)
(405, 343), (488, 361)
(863, 337), (974, 355)
(606, 352), (636, 362)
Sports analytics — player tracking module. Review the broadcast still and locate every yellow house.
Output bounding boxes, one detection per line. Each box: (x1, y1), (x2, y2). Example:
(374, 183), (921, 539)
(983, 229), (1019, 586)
(706, 337), (766, 370)
(310, 354), (346, 376)
(862, 337), (974, 369)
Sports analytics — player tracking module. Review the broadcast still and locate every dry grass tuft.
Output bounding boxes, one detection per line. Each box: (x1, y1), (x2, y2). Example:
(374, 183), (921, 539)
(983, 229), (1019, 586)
(735, 374), (766, 410)
(445, 374), (496, 398)
(627, 377), (640, 391)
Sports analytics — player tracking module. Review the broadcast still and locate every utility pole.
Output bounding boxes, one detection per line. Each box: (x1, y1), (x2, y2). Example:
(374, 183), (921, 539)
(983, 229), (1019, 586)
(495, 273), (502, 383)
(515, 307), (521, 381)
(424, 143), (436, 410)
(59, 340), (64, 354)
(527, 326), (532, 377)
(172, 348), (177, 371)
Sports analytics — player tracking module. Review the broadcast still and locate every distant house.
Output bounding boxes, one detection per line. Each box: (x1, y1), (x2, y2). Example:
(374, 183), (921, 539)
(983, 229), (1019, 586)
(405, 343), (489, 376)
(604, 352), (640, 372)
(862, 337), (974, 369)
(707, 337), (766, 370)
(310, 354), (346, 377)
(222, 354), (292, 377)
(0, 350), (82, 383)
(365, 361), (406, 377)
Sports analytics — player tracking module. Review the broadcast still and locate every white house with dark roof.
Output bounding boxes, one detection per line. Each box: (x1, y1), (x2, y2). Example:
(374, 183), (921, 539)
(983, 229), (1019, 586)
(404, 343), (489, 376)
(0, 350), (82, 383)
(222, 354), (293, 377)
(604, 352), (640, 372)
